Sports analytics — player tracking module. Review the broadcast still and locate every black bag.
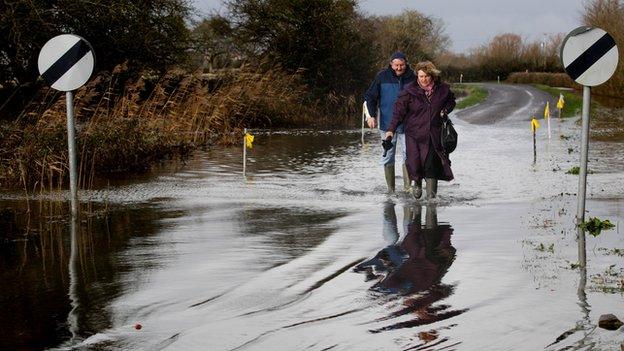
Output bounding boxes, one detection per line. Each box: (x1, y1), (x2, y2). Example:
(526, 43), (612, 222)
(381, 136), (393, 157)
(441, 117), (458, 154)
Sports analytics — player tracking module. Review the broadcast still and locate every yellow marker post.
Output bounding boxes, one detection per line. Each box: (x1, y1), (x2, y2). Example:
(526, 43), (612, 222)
(531, 117), (540, 163)
(544, 101), (551, 139)
(557, 93), (565, 118)
(244, 132), (254, 149)
(243, 129), (254, 177)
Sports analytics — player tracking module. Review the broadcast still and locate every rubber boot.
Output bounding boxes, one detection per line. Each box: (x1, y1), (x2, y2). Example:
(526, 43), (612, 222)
(384, 165), (395, 193)
(425, 203), (438, 228)
(426, 178), (438, 200)
(402, 164), (411, 193)
(404, 203), (422, 226)
(410, 179), (422, 199)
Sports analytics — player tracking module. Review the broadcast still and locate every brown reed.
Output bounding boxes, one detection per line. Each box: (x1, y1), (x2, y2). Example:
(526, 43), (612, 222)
(0, 64), (314, 191)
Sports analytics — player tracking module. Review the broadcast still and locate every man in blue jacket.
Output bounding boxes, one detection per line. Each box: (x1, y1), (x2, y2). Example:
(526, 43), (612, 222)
(364, 52), (416, 193)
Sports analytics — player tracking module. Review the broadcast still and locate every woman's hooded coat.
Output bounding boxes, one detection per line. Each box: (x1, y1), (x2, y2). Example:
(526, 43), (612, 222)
(387, 80), (456, 182)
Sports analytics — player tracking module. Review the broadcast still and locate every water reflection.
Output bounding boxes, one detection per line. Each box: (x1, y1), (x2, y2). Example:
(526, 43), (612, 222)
(354, 202), (466, 335)
(0, 200), (185, 350)
(67, 214), (80, 344)
(545, 227), (594, 350)
(237, 206), (347, 268)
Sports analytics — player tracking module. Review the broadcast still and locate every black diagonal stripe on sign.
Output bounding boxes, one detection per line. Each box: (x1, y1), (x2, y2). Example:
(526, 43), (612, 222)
(565, 33), (616, 80)
(41, 39), (91, 85)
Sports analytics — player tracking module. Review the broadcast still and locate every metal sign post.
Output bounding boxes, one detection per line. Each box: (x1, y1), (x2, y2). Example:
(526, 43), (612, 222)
(560, 26), (618, 224)
(38, 34), (95, 216)
(577, 86), (591, 224)
(65, 91), (79, 215)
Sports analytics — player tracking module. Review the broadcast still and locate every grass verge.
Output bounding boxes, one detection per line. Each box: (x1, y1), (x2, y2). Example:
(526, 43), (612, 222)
(451, 84), (488, 110)
(532, 84), (624, 141)
(532, 84), (582, 118)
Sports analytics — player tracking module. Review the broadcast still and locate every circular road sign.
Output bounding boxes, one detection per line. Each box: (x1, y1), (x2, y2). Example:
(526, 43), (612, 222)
(560, 26), (619, 87)
(38, 34), (95, 91)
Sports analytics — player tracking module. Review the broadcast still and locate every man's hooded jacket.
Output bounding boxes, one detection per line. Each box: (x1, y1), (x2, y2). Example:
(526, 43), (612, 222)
(364, 53), (416, 133)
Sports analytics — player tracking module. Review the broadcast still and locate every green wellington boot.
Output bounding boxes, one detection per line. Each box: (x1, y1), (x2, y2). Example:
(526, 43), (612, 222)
(426, 178), (438, 200)
(384, 165), (395, 193)
(402, 164), (411, 193)
(410, 179), (422, 199)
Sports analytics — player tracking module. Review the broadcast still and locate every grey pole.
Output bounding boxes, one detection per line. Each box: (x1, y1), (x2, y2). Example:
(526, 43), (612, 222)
(66, 91), (79, 216)
(576, 85), (591, 224)
(532, 129), (536, 164)
(577, 226), (586, 271)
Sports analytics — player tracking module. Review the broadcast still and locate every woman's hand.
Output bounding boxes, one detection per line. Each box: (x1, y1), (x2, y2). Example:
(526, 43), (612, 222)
(385, 131), (394, 139)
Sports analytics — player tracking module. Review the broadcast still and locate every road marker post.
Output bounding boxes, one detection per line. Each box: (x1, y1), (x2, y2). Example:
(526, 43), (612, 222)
(243, 128), (247, 177)
(557, 93), (565, 118)
(38, 34), (95, 216)
(243, 129), (254, 177)
(531, 117), (540, 163)
(544, 101), (551, 139)
(560, 26), (618, 225)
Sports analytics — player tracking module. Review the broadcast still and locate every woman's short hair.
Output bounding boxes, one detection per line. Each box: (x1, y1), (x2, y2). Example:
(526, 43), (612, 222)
(415, 61), (441, 78)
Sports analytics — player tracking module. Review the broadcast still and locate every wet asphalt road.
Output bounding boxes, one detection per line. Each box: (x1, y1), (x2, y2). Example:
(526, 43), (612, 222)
(456, 83), (558, 124)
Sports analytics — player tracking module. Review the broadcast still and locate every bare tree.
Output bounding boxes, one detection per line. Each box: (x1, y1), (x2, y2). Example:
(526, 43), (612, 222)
(191, 15), (237, 72)
(369, 10), (450, 68)
(583, 0), (624, 95)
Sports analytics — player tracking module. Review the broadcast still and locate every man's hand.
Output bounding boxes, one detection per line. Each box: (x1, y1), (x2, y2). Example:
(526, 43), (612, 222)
(366, 117), (377, 129)
(385, 131), (394, 139)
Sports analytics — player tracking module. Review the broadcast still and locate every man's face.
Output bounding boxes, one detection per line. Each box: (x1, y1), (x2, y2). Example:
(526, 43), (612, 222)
(391, 59), (406, 76)
(418, 70), (432, 86)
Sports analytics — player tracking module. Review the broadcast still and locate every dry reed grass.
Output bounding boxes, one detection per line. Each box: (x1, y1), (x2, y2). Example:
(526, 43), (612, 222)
(0, 64), (313, 191)
(590, 106), (624, 141)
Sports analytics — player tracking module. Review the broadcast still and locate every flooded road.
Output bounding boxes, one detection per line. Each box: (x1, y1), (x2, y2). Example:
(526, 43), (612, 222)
(1, 84), (623, 350)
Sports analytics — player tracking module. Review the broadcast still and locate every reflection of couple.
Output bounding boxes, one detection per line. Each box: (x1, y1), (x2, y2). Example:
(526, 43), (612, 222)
(355, 201), (465, 332)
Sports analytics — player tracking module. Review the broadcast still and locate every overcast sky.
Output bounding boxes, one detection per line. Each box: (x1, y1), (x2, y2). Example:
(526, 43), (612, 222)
(192, 0), (587, 53)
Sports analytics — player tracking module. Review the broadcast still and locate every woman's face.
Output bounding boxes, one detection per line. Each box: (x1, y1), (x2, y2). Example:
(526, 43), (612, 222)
(417, 70), (432, 86)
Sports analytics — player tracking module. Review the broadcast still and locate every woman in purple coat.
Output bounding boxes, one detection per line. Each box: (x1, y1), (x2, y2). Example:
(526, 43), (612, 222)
(385, 61), (456, 200)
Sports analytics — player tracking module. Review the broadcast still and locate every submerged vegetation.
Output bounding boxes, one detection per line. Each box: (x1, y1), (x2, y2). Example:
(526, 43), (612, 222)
(589, 107), (624, 141)
(565, 167), (594, 175)
(579, 217), (616, 237)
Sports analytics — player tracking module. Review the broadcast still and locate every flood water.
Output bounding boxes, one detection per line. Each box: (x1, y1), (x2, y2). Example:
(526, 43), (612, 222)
(1, 116), (623, 350)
